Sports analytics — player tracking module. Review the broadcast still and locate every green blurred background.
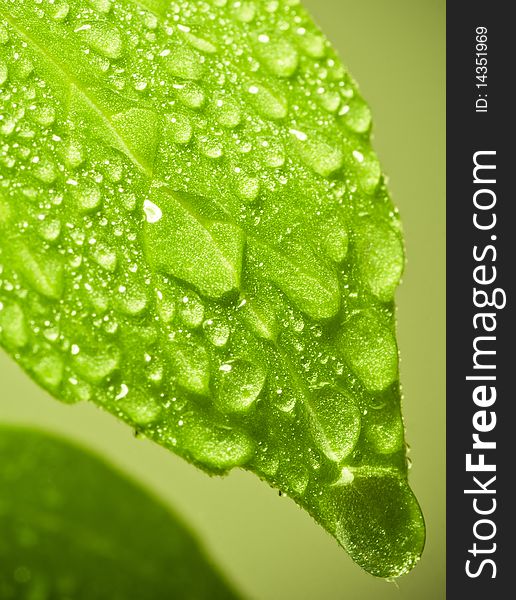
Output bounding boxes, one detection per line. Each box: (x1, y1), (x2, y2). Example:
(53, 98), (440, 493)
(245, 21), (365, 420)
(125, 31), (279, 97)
(0, 0), (445, 598)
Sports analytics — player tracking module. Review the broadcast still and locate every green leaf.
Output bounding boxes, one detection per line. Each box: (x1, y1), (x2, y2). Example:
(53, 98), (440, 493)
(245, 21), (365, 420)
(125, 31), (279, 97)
(0, 0), (425, 576)
(0, 425), (240, 599)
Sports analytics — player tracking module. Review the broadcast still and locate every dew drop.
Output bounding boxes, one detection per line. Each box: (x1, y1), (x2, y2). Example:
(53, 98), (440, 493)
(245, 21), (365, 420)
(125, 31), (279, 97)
(80, 23), (123, 60)
(103, 155), (124, 182)
(179, 419), (254, 471)
(74, 184), (102, 213)
(262, 140), (285, 168)
(121, 193), (137, 212)
(309, 388), (361, 462)
(235, 173), (260, 202)
(280, 461), (309, 496)
(164, 113), (193, 144)
(88, 288), (109, 313)
(179, 294), (205, 328)
(354, 219), (404, 301)
(216, 98), (242, 128)
(170, 340), (210, 396)
(32, 157), (58, 184)
(31, 353), (64, 390)
(176, 83), (206, 109)
(62, 139), (84, 169)
(276, 386), (298, 413)
(203, 318), (230, 347)
(134, 79), (148, 92)
(247, 83), (288, 120)
(103, 317), (119, 335)
(215, 359), (266, 414)
(290, 130), (343, 177)
(146, 362), (163, 384)
(15, 57), (34, 80)
(117, 283), (149, 316)
(240, 300), (277, 342)
(90, 242), (117, 272)
(364, 405), (404, 454)
(33, 104), (56, 127)
(156, 292), (176, 323)
(120, 391), (162, 426)
(318, 90), (341, 114)
(199, 137), (224, 159)
(289, 128), (307, 142)
(321, 217), (348, 263)
(38, 218), (62, 243)
(73, 347), (120, 384)
(339, 313), (398, 392)
(233, 1), (256, 22)
(339, 96), (372, 134)
(66, 378), (92, 403)
(17, 246), (63, 300)
(183, 31), (218, 54)
(143, 13), (158, 30)
(163, 47), (204, 80)
(86, 0), (112, 13)
(352, 150), (364, 163)
(335, 466), (355, 485)
(330, 474), (425, 578)
(143, 199), (163, 223)
(348, 146), (381, 193)
(253, 447), (280, 477)
(297, 31), (326, 58)
(0, 302), (28, 348)
(255, 38), (299, 78)
(0, 118), (15, 137)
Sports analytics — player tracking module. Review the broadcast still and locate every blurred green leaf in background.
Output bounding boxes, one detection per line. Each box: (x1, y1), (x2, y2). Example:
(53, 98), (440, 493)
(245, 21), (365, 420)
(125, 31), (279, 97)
(0, 426), (240, 600)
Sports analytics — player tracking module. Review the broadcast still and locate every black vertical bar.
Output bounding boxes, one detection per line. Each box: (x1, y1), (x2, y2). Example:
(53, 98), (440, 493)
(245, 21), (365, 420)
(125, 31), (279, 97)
(447, 1), (514, 596)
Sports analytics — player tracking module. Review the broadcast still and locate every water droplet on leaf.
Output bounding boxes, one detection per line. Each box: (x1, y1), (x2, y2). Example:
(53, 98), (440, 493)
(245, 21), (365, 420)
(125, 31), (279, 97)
(309, 387), (361, 462)
(79, 23), (123, 60)
(73, 347), (120, 384)
(31, 352), (64, 390)
(74, 184), (102, 213)
(163, 47), (204, 80)
(143, 199), (163, 223)
(164, 113), (193, 145)
(247, 82), (288, 120)
(216, 359), (266, 413)
(354, 219), (404, 301)
(339, 313), (398, 392)
(255, 37), (299, 78)
(290, 130), (343, 177)
(179, 418), (254, 471)
(0, 302), (28, 348)
(170, 340), (211, 396)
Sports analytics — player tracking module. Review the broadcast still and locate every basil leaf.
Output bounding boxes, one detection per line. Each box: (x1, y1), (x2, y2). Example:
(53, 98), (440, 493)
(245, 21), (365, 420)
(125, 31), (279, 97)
(0, 0), (424, 576)
(0, 425), (240, 599)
